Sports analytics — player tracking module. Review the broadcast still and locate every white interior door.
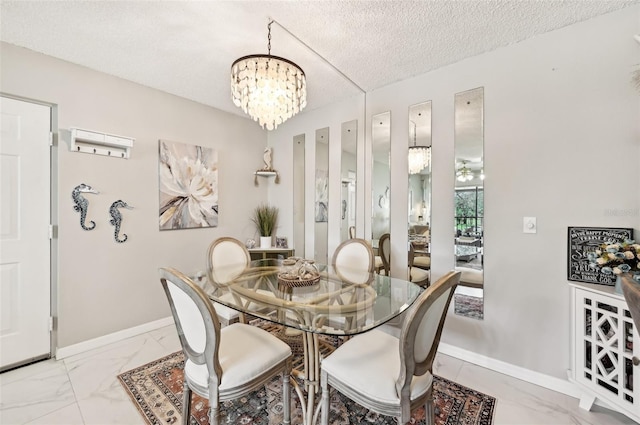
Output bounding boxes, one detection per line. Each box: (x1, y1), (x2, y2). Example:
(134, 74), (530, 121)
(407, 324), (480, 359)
(0, 96), (51, 370)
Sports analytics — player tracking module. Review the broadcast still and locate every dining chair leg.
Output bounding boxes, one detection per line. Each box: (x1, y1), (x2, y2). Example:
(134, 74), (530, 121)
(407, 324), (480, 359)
(208, 392), (220, 425)
(425, 387), (435, 425)
(282, 367), (291, 425)
(181, 380), (191, 425)
(320, 370), (329, 425)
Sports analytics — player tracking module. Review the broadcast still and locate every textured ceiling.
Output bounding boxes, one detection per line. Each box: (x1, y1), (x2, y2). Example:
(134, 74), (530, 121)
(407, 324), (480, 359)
(1, 1), (637, 118)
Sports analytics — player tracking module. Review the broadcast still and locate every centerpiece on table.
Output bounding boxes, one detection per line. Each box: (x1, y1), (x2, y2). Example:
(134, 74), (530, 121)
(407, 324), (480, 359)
(251, 203), (278, 249)
(588, 239), (640, 293)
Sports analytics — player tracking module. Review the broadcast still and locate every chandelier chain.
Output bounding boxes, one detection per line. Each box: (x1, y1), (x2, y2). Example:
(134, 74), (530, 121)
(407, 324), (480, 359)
(267, 20), (273, 56)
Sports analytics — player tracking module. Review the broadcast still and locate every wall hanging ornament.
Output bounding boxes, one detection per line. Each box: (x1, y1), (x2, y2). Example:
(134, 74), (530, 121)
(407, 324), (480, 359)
(254, 147), (280, 186)
(72, 183), (98, 230)
(109, 200), (133, 243)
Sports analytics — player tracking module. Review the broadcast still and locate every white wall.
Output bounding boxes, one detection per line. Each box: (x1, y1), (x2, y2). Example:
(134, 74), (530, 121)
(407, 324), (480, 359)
(271, 6), (640, 380)
(0, 42), (268, 348)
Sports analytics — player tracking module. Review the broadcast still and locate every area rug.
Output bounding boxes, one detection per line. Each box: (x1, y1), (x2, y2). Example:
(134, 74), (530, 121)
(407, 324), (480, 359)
(118, 338), (495, 425)
(454, 294), (484, 320)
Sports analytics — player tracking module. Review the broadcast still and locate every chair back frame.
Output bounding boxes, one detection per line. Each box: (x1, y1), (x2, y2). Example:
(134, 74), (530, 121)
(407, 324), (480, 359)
(396, 270), (461, 418)
(379, 233), (391, 275)
(206, 237), (251, 287)
(160, 267), (223, 389)
(621, 274), (640, 340)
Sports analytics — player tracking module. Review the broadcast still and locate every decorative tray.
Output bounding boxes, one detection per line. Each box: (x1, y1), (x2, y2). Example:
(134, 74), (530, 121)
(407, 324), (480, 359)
(277, 273), (320, 288)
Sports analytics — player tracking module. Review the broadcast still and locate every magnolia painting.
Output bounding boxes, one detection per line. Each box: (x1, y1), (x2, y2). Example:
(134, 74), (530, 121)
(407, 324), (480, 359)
(159, 140), (218, 230)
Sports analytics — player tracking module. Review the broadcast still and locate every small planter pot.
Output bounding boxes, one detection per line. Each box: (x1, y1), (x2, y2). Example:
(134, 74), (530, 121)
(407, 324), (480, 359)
(260, 236), (272, 249)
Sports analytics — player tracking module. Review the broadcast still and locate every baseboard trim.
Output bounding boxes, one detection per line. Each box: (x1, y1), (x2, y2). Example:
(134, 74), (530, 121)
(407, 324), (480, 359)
(438, 342), (582, 399)
(55, 316), (174, 359)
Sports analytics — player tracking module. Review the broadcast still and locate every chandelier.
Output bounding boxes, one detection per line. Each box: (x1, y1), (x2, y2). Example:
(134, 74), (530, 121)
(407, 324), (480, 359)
(456, 161), (474, 182)
(408, 121), (431, 174)
(231, 20), (307, 130)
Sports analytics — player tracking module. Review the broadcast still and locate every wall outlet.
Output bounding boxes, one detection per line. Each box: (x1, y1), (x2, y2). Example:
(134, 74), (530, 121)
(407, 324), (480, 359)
(523, 217), (537, 234)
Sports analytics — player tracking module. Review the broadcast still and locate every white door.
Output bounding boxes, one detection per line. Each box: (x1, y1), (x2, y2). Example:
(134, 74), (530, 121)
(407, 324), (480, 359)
(0, 97), (51, 369)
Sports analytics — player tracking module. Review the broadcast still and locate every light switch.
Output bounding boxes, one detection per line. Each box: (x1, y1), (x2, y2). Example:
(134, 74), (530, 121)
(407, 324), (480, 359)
(523, 217), (536, 234)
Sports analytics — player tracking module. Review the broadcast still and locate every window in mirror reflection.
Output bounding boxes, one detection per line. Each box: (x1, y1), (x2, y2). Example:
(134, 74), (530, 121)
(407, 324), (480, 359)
(453, 87), (484, 320)
(293, 134), (305, 258)
(341, 120), (357, 242)
(371, 112), (391, 247)
(315, 127), (329, 263)
(408, 101), (432, 285)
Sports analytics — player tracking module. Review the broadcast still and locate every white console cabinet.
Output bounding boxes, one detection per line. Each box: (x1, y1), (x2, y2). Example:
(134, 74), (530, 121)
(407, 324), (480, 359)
(569, 282), (639, 423)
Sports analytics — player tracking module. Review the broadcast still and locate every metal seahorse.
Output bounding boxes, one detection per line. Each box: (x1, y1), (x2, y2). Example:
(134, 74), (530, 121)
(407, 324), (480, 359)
(72, 183), (98, 230)
(109, 200), (133, 243)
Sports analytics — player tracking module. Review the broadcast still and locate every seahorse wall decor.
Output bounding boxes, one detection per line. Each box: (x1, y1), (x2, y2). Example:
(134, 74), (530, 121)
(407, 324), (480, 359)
(72, 183), (99, 230)
(109, 200), (133, 243)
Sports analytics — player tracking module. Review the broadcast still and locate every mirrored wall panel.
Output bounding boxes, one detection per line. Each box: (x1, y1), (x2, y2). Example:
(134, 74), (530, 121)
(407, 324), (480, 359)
(408, 101), (432, 284)
(315, 127), (329, 263)
(341, 120), (357, 242)
(453, 87), (484, 319)
(293, 134), (305, 258)
(371, 112), (391, 248)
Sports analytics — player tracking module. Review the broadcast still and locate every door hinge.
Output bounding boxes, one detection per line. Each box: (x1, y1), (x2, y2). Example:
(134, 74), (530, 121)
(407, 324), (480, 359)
(49, 132), (54, 147)
(48, 316), (54, 332)
(49, 224), (54, 240)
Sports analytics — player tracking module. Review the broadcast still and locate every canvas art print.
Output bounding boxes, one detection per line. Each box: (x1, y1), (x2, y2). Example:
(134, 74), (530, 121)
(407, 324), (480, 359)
(159, 140), (218, 230)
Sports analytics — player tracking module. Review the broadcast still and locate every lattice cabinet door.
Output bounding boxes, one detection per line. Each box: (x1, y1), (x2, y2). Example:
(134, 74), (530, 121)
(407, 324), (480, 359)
(571, 282), (639, 423)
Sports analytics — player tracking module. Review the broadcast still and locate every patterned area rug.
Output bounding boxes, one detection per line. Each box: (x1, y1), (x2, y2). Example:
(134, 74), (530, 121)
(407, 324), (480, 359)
(118, 327), (495, 425)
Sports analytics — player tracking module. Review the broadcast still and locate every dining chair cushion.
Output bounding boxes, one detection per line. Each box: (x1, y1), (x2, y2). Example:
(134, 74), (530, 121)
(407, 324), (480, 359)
(212, 299), (241, 322)
(455, 267), (483, 286)
(410, 267), (429, 283)
(412, 256), (431, 269)
(321, 329), (433, 404)
(184, 323), (291, 391)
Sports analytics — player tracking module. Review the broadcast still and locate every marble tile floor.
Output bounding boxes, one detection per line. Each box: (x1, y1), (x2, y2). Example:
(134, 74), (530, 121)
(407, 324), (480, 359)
(1, 325), (637, 425)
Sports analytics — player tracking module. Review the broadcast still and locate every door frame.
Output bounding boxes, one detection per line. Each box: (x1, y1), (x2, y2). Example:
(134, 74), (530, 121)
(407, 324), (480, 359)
(1, 92), (58, 367)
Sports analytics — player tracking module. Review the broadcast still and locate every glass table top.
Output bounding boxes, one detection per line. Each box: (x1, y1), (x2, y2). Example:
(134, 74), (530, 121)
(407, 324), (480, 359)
(199, 258), (422, 336)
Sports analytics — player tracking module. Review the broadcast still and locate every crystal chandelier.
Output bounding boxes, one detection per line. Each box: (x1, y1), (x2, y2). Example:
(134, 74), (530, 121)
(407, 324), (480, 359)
(456, 161), (474, 182)
(231, 20), (307, 131)
(408, 121), (431, 174)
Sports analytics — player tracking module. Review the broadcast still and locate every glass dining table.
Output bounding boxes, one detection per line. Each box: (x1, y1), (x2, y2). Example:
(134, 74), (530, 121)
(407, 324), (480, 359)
(199, 258), (422, 425)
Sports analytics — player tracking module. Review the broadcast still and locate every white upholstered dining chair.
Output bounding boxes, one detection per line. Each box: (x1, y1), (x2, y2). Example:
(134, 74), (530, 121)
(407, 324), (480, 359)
(320, 270), (461, 425)
(207, 236), (279, 325)
(379, 233), (430, 287)
(160, 267), (292, 425)
(332, 238), (375, 285)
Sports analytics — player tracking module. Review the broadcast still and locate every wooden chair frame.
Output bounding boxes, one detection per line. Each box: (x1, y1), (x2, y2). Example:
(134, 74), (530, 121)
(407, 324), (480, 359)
(160, 267), (292, 425)
(320, 270), (461, 424)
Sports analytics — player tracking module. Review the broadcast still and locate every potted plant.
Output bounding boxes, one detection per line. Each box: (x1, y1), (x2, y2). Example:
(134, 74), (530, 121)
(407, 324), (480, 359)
(251, 204), (278, 248)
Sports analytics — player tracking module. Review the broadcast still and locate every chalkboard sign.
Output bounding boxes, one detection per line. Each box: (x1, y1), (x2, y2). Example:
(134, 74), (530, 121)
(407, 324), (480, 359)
(567, 227), (634, 285)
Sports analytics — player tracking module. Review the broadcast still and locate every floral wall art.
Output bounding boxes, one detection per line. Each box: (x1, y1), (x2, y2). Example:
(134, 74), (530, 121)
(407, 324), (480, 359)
(159, 140), (218, 230)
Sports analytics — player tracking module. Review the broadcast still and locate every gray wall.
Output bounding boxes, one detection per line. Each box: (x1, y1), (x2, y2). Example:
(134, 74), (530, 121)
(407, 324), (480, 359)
(271, 6), (640, 380)
(1, 42), (268, 348)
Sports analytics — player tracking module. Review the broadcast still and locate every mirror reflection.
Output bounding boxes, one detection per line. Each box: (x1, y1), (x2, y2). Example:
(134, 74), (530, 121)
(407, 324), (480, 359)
(371, 112), (391, 247)
(293, 134), (305, 258)
(453, 87), (484, 320)
(408, 101), (432, 285)
(340, 120), (357, 242)
(315, 127), (329, 263)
